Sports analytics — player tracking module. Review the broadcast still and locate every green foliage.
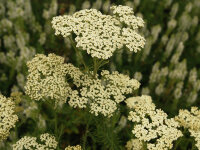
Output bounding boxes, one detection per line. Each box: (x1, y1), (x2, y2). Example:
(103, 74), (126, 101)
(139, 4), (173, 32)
(0, 0), (200, 150)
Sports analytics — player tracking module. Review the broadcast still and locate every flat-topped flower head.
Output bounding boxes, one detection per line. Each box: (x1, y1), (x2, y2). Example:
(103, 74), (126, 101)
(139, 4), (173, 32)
(12, 133), (58, 150)
(111, 5), (144, 29)
(175, 107), (200, 149)
(0, 94), (18, 141)
(25, 53), (140, 117)
(126, 95), (183, 150)
(175, 107), (200, 130)
(25, 53), (70, 104)
(65, 64), (140, 117)
(111, 5), (134, 16)
(52, 5), (145, 59)
(189, 130), (200, 149)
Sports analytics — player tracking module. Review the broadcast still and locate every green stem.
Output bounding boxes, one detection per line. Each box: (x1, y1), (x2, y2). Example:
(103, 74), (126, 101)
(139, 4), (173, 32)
(142, 141), (147, 150)
(191, 140), (196, 150)
(98, 59), (109, 68)
(83, 116), (92, 150)
(93, 58), (109, 78)
(172, 98), (179, 112)
(174, 138), (181, 150)
(55, 112), (58, 137)
(54, 110), (63, 150)
(93, 57), (98, 77)
(69, 36), (88, 71)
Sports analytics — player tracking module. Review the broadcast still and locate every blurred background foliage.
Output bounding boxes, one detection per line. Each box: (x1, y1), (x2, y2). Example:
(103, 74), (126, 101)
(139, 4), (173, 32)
(0, 0), (200, 149)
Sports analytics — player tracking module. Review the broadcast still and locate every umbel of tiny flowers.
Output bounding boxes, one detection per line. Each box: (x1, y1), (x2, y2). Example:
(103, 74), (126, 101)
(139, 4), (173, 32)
(0, 94), (18, 142)
(25, 53), (140, 117)
(126, 95), (183, 150)
(175, 107), (200, 131)
(66, 65), (140, 117)
(24, 53), (71, 105)
(12, 133), (58, 150)
(51, 5), (145, 59)
(125, 139), (143, 150)
(175, 107), (200, 149)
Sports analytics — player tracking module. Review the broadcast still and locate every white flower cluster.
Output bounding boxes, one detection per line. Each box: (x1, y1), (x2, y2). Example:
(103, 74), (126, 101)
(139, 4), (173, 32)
(175, 107), (200, 130)
(175, 107), (200, 149)
(0, 94), (18, 141)
(190, 130), (200, 149)
(25, 53), (71, 104)
(52, 5), (145, 59)
(66, 65), (140, 117)
(12, 133), (58, 150)
(125, 139), (143, 150)
(126, 95), (183, 150)
(25, 54), (140, 117)
(110, 5), (144, 29)
(65, 145), (82, 150)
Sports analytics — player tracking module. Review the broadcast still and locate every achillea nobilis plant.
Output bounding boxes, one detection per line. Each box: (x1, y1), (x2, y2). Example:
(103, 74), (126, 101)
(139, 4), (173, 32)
(0, 4), (200, 150)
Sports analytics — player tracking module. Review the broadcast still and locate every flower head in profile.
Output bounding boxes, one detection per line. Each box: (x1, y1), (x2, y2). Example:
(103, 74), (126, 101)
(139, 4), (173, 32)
(52, 5), (145, 59)
(0, 94), (18, 141)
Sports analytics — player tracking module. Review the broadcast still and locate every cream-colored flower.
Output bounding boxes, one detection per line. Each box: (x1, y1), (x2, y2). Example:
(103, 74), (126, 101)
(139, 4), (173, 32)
(175, 107), (200, 149)
(175, 107), (200, 130)
(12, 133), (58, 150)
(125, 139), (143, 150)
(0, 94), (18, 141)
(67, 65), (140, 117)
(111, 5), (144, 29)
(25, 53), (71, 105)
(189, 130), (200, 149)
(52, 5), (145, 59)
(65, 145), (82, 150)
(25, 54), (140, 117)
(126, 95), (182, 150)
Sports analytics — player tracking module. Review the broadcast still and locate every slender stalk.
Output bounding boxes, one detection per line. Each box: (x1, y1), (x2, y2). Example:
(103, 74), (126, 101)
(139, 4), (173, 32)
(55, 112), (58, 137)
(69, 36), (88, 71)
(142, 141), (147, 150)
(93, 58), (109, 77)
(82, 116), (92, 150)
(174, 138), (181, 150)
(93, 57), (98, 77)
(54, 109), (63, 150)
